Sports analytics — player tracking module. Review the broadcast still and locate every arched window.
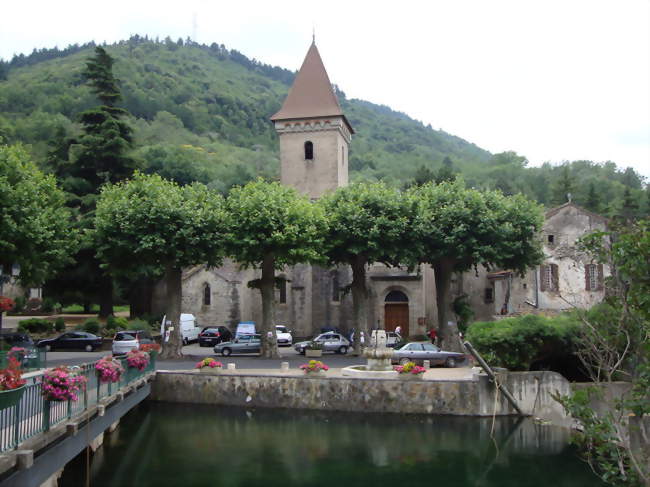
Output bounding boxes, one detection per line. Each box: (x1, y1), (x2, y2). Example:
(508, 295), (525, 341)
(384, 290), (408, 302)
(304, 141), (314, 160)
(203, 283), (211, 306)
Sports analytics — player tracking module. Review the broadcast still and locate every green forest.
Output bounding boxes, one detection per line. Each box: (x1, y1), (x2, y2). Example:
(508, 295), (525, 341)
(0, 35), (647, 216)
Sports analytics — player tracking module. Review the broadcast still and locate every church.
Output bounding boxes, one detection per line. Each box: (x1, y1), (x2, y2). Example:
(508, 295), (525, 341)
(161, 41), (608, 340)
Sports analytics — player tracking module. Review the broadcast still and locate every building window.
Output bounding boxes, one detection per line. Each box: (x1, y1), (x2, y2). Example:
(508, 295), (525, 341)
(547, 234), (555, 245)
(331, 271), (340, 302)
(203, 283), (211, 306)
(385, 290), (408, 302)
(277, 278), (287, 304)
(304, 141), (314, 160)
(585, 263), (603, 291)
(540, 263), (559, 292)
(484, 287), (494, 303)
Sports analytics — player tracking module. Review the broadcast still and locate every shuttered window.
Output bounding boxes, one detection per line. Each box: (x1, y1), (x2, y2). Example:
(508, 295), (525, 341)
(540, 264), (559, 292)
(585, 263), (604, 291)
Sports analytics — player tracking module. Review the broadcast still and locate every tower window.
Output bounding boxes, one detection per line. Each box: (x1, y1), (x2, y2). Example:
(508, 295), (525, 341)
(331, 271), (340, 302)
(203, 283), (211, 306)
(304, 141), (314, 160)
(277, 277), (287, 304)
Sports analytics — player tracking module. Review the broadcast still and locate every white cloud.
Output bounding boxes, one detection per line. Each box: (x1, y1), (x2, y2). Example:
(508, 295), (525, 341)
(2, 0), (648, 176)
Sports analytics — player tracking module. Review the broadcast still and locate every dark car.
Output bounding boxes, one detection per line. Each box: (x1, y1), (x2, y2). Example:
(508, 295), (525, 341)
(37, 331), (103, 352)
(198, 326), (232, 347)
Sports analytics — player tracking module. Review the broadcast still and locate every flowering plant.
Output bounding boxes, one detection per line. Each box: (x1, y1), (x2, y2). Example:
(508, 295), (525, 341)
(8, 347), (27, 360)
(0, 296), (15, 312)
(42, 366), (87, 401)
(394, 362), (426, 375)
(195, 357), (223, 369)
(299, 360), (329, 373)
(95, 355), (125, 383)
(0, 357), (26, 391)
(126, 349), (150, 371)
(139, 343), (161, 354)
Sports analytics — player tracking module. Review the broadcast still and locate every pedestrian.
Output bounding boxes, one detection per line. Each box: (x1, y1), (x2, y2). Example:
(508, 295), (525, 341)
(360, 331), (365, 346)
(428, 328), (437, 345)
(395, 325), (402, 336)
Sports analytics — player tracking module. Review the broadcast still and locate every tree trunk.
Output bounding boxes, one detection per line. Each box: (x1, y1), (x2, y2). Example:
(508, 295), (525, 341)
(259, 254), (280, 358)
(433, 258), (463, 352)
(83, 301), (92, 314)
(129, 278), (153, 319)
(159, 265), (183, 360)
(350, 256), (369, 355)
(98, 274), (113, 318)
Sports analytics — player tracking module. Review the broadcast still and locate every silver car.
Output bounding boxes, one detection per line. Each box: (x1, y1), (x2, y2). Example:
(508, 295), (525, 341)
(294, 333), (350, 355)
(214, 334), (261, 356)
(392, 342), (466, 368)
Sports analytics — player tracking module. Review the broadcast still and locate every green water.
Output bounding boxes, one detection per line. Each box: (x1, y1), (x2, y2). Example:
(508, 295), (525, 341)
(60, 402), (603, 487)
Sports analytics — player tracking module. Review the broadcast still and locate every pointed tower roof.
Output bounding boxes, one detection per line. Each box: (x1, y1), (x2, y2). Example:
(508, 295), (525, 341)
(271, 42), (354, 133)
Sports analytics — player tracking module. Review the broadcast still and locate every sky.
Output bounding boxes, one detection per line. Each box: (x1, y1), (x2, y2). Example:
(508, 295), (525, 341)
(2, 0), (649, 177)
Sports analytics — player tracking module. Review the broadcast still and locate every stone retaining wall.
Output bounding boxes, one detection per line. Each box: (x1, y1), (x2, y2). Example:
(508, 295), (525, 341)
(151, 371), (571, 423)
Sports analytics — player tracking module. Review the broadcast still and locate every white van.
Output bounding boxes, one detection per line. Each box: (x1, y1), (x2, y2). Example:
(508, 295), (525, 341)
(160, 313), (201, 345)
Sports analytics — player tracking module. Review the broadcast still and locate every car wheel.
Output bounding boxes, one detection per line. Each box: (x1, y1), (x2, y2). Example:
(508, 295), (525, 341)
(85, 344), (93, 352)
(222, 348), (232, 357)
(45, 344), (52, 352)
(445, 357), (457, 368)
(299, 349), (306, 355)
(338, 346), (348, 355)
(399, 357), (411, 365)
(183, 337), (188, 346)
(198, 342), (205, 347)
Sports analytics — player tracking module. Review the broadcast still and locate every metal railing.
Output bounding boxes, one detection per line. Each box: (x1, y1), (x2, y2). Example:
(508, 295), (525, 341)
(0, 354), (156, 452)
(0, 349), (47, 372)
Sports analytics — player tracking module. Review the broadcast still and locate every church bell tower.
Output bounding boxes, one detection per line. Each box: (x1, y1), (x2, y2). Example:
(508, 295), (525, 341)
(271, 41), (354, 199)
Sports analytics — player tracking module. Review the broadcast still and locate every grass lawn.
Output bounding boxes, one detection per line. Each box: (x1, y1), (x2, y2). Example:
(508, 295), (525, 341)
(61, 304), (130, 314)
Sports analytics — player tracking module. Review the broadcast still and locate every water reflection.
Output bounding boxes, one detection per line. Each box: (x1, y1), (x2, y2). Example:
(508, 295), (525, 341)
(60, 402), (602, 487)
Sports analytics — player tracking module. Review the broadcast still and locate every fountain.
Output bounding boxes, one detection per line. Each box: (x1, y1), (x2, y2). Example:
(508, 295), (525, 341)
(341, 330), (398, 378)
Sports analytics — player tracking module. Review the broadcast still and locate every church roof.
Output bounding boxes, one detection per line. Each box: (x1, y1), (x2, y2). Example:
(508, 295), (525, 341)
(271, 42), (354, 133)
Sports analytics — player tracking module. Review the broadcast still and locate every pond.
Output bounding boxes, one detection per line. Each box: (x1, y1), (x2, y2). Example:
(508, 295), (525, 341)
(60, 402), (603, 487)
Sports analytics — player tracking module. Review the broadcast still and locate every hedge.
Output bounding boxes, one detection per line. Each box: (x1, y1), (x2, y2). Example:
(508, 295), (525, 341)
(18, 318), (54, 334)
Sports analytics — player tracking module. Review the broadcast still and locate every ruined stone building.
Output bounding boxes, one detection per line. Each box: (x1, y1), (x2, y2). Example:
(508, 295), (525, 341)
(172, 42), (608, 338)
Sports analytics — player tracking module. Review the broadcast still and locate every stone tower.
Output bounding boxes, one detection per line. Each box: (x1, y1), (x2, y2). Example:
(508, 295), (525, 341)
(271, 41), (354, 199)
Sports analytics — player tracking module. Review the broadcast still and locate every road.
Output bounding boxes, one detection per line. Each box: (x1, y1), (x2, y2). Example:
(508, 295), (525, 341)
(42, 343), (367, 370)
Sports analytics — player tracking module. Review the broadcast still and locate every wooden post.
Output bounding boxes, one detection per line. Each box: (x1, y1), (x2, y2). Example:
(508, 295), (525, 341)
(464, 341), (527, 416)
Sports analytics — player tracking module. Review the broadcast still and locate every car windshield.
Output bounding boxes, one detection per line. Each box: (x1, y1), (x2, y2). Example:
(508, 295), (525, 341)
(202, 328), (219, 333)
(276, 326), (288, 333)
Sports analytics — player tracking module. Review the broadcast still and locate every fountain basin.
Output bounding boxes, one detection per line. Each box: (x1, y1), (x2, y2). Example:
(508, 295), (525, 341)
(341, 365), (398, 379)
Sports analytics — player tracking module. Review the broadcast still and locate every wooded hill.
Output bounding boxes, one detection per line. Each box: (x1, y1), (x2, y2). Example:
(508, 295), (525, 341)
(1, 36), (647, 216)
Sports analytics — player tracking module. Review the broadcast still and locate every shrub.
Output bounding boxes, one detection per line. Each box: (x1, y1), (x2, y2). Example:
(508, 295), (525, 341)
(13, 296), (26, 313)
(466, 313), (580, 371)
(81, 318), (101, 335)
(127, 319), (151, 331)
(105, 315), (128, 331)
(54, 317), (65, 332)
(18, 318), (54, 334)
(41, 297), (57, 313)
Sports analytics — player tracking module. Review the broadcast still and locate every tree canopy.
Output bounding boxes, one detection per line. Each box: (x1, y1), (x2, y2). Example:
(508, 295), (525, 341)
(0, 143), (74, 285)
(409, 180), (544, 349)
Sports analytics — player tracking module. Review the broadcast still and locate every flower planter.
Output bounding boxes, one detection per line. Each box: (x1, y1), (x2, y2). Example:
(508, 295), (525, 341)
(199, 367), (222, 375)
(304, 369), (326, 376)
(305, 349), (322, 358)
(0, 385), (26, 409)
(398, 374), (424, 380)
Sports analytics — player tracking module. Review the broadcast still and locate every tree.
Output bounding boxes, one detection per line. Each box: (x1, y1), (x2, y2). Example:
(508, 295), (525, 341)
(48, 46), (138, 317)
(319, 182), (414, 352)
(619, 187), (639, 222)
(0, 144), (75, 331)
(585, 181), (601, 213)
(552, 164), (574, 205)
(435, 156), (456, 184)
(94, 172), (226, 359)
(409, 180), (544, 351)
(223, 180), (326, 358)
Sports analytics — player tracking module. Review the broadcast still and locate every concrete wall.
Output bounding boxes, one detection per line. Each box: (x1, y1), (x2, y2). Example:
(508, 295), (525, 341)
(151, 370), (572, 424)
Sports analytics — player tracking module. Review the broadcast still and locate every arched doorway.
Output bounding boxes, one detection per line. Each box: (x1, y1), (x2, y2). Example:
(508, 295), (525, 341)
(384, 290), (409, 336)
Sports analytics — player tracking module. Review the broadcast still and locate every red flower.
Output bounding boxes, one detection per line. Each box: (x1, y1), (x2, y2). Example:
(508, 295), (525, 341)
(0, 296), (15, 313)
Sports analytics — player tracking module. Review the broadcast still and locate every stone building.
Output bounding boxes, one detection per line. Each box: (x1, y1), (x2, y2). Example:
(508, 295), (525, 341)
(174, 42), (608, 338)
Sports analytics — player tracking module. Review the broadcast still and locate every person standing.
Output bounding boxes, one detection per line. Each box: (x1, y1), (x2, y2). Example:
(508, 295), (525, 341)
(395, 325), (402, 336)
(428, 328), (437, 345)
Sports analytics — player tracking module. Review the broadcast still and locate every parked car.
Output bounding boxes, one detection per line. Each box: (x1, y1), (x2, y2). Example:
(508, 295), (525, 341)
(386, 331), (402, 348)
(294, 333), (350, 355)
(37, 331), (103, 352)
(391, 342), (466, 368)
(160, 313), (201, 345)
(0, 332), (38, 360)
(214, 334), (261, 356)
(112, 330), (154, 355)
(198, 326), (233, 347)
(235, 321), (256, 338)
(275, 325), (293, 346)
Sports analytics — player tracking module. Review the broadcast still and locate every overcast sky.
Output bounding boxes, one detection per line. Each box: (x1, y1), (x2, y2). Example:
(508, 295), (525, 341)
(2, 0), (649, 177)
